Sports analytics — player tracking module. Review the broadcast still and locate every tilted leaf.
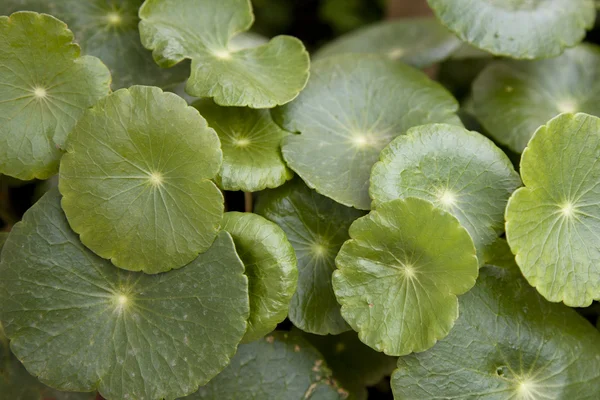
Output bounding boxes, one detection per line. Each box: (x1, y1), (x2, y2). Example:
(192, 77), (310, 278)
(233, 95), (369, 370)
(0, 189), (249, 400)
(0, 12), (111, 180)
(275, 54), (460, 210)
(316, 17), (461, 68)
(427, 0), (595, 59)
(222, 212), (298, 343)
(333, 198), (479, 356)
(506, 113), (600, 307)
(255, 179), (365, 335)
(193, 100), (293, 192)
(473, 44), (600, 153)
(370, 123), (521, 259)
(59, 85), (223, 273)
(138, 0), (310, 108)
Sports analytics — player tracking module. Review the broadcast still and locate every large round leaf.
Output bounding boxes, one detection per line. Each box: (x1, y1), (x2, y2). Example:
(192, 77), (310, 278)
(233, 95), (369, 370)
(427, 0), (595, 59)
(59, 86), (223, 273)
(222, 212), (297, 343)
(392, 258), (600, 398)
(187, 332), (347, 400)
(193, 100), (293, 192)
(255, 179), (365, 335)
(138, 0), (310, 108)
(333, 198), (479, 356)
(506, 113), (600, 307)
(0, 189), (249, 400)
(315, 18), (461, 68)
(473, 44), (600, 153)
(0, 12), (111, 180)
(370, 124), (521, 258)
(275, 54), (460, 210)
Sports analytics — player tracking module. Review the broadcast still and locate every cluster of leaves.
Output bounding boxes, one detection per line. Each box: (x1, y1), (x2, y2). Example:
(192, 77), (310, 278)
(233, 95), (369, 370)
(1, 0), (600, 399)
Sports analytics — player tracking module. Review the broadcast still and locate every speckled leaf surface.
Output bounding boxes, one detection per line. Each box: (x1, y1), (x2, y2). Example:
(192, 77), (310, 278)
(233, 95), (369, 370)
(59, 86), (223, 273)
(186, 332), (347, 400)
(0, 12), (111, 180)
(0, 189), (250, 400)
(370, 124), (521, 259)
(194, 100), (293, 192)
(275, 54), (460, 210)
(473, 44), (600, 153)
(392, 261), (600, 399)
(255, 179), (365, 335)
(139, 0), (309, 108)
(222, 212), (297, 343)
(506, 113), (600, 307)
(316, 17), (461, 68)
(427, 0), (595, 59)
(333, 198), (478, 356)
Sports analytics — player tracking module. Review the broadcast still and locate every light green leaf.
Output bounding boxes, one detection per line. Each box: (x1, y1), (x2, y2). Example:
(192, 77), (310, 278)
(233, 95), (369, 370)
(0, 12), (111, 180)
(392, 260), (600, 398)
(193, 100), (293, 192)
(186, 332), (347, 400)
(255, 179), (365, 335)
(0, 189), (249, 400)
(333, 198), (479, 356)
(370, 123), (521, 259)
(59, 85), (223, 274)
(427, 0), (595, 59)
(473, 44), (600, 153)
(0, 233), (7, 252)
(222, 212), (297, 343)
(275, 54), (460, 210)
(506, 112), (600, 307)
(315, 18), (461, 68)
(138, 0), (310, 108)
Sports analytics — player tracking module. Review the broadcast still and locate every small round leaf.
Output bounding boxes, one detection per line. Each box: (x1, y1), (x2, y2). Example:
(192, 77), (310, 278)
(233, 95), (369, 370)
(0, 12), (111, 180)
(506, 112), (600, 307)
(370, 123), (521, 258)
(59, 85), (223, 273)
(275, 54), (460, 210)
(0, 189), (249, 400)
(222, 211), (298, 343)
(333, 198), (479, 356)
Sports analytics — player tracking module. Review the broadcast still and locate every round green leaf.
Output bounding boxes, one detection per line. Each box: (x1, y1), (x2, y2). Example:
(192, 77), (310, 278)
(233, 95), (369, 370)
(187, 332), (347, 400)
(473, 44), (600, 153)
(333, 198), (479, 356)
(275, 54), (461, 210)
(222, 211), (298, 343)
(0, 189), (249, 400)
(370, 123), (521, 259)
(315, 18), (461, 68)
(506, 112), (600, 307)
(255, 179), (365, 335)
(193, 100), (293, 192)
(0, 12), (111, 180)
(138, 0), (310, 108)
(392, 261), (600, 398)
(427, 0), (595, 59)
(59, 85), (223, 273)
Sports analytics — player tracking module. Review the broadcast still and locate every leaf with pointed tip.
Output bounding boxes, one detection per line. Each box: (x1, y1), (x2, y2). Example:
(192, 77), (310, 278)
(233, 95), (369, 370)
(0, 12), (111, 180)
(138, 0), (310, 108)
(275, 54), (461, 210)
(0, 189), (249, 400)
(222, 212), (297, 343)
(193, 100), (293, 192)
(370, 124), (521, 259)
(427, 0), (595, 59)
(316, 18), (461, 68)
(333, 198), (479, 356)
(255, 179), (365, 335)
(506, 113), (600, 307)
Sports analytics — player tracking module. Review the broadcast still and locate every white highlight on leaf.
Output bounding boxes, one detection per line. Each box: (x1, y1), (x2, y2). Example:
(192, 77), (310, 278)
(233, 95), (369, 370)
(516, 379), (543, 400)
(388, 48), (405, 60)
(214, 50), (232, 60)
(438, 190), (456, 206)
(234, 138), (251, 147)
(106, 12), (122, 25)
(118, 295), (128, 305)
(560, 202), (575, 217)
(557, 99), (578, 113)
(403, 264), (417, 279)
(350, 133), (373, 148)
(149, 172), (163, 186)
(33, 87), (47, 99)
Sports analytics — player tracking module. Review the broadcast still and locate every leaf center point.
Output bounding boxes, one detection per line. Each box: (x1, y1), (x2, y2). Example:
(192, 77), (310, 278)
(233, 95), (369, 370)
(33, 87), (47, 99)
(106, 12), (122, 25)
(149, 172), (163, 187)
(438, 190), (456, 206)
(557, 99), (578, 113)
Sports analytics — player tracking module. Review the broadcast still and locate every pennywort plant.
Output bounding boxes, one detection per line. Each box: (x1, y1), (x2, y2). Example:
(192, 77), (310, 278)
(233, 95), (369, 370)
(1, 1), (600, 399)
